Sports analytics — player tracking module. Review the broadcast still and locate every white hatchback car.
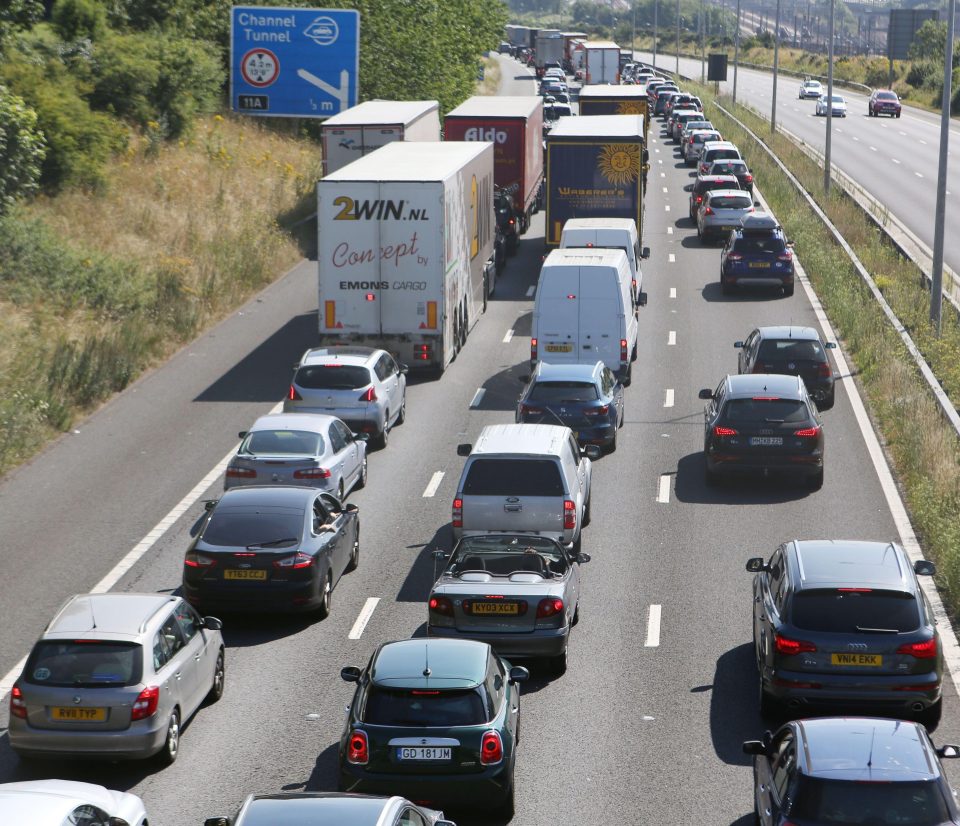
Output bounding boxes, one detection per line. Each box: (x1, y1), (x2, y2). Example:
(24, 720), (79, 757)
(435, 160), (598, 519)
(799, 79), (822, 99)
(225, 412), (368, 499)
(284, 346), (408, 449)
(0, 780), (148, 826)
(816, 93), (847, 117)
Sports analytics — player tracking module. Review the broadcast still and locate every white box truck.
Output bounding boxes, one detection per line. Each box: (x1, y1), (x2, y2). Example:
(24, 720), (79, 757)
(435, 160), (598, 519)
(317, 141), (495, 374)
(320, 100), (441, 177)
(583, 41), (621, 85)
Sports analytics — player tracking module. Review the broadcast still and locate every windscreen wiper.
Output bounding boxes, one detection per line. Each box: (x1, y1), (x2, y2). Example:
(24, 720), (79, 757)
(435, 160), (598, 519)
(855, 626), (898, 634)
(247, 537), (298, 549)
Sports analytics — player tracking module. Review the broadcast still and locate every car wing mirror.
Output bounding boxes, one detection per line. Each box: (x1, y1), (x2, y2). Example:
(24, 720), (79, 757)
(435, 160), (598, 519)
(203, 615), (223, 631)
(204, 499), (218, 511)
(914, 559), (937, 576)
(825, 342), (837, 349)
(577, 552), (591, 563)
(754, 201), (761, 207)
(340, 666), (362, 683)
(398, 363), (410, 375)
(432, 549), (448, 561)
(203, 819), (228, 826)
(636, 291), (648, 307)
(745, 557), (769, 573)
(683, 184), (693, 192)
(742, 740), (768, 756)
(937, 744), (960, 758)
(698, 389), (714, 400)
(344, 503), (359, 514)
(583, 444), (602, 460)
(353, 432), (370, 441)
(435, 821), (457, 826)
(734, 341), (744, 348)
(237, 431), (247, 439)
(509, 665), (530, 683)
(456, 443), (472, 457)
(641, 246), (651, 259)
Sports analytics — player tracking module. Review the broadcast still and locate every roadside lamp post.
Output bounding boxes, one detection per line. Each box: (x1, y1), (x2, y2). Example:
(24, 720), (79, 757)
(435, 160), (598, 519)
(772, 0), (782, 133)
(824, 0), (835, 194)
(733, 0), (741, 105)
(653, 0), (659, 68)
(676, 0), (681, 74)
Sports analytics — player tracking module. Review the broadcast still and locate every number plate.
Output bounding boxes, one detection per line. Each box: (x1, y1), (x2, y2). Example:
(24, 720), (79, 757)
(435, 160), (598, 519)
(748, 262), (771, 268)
(750, 436), (783, 446)
(51, 707), (106, 721)
(472, 602), (519, 615)
(831, 653), (882, 667)
(397, 747), (452, 761)
(545, 343), (573, 353)
(224, 569), (267, 580)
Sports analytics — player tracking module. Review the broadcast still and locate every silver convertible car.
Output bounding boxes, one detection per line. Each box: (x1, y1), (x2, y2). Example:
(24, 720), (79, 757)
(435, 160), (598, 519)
(426, 534), (589, 675)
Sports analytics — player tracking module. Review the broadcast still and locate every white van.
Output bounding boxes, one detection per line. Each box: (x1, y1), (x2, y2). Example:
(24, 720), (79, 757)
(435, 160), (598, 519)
(531, 248), (639, 385)
(559, 217), (650, 305)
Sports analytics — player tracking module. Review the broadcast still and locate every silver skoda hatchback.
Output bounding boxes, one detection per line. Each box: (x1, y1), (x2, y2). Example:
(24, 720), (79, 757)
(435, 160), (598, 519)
(9, 593), (224, 765)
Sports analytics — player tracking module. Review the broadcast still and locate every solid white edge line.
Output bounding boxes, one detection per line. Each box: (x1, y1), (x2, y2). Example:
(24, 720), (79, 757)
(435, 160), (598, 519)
(656, 474), (671, 503)
(668, 330), (676, 346)
(502, 328), (514, 344)
(645, 604), (662, 647)
(664, 389), (675, 408)
(0, 399), (285, 699)
(422, 471), (445, 498)
(469, 388), (485, 408)
(348, 597), (380, 640)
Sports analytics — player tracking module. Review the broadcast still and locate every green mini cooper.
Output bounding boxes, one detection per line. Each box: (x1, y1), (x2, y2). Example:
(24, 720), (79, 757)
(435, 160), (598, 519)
(338, 638), (529, 817)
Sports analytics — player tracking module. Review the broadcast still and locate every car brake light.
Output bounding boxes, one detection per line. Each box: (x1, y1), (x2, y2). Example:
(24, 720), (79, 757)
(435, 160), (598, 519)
(519, 403), (543, 416)
(620, 338), (628, 363)
(794, 426), (821, 437)
(775, 633), (817, 655)
(563, 500), (576, 530)
(10, 685), (26, 719)
(480, 730), (504, 765)
(745, 174), (753, 182)
(184, 551), (217, 568)
(131, 686), (160, 720)
(537, 597), (564, 618)
(688, 136), (695, 143)
(584, 405), (609, 416)
(274, 552), (313, 569)
(778, 251), (793, 262)
(414, 342), (431, 362)
(897, 638), (938, 659)
(695, 195), (703, 204)
(713, 425), (737, 436)
(429, 595), (454, 616)
(452, 497), (463, 528)
(288, 385), (302, 401)
(726, 252), (743, 261)
(509, 218), (515, 226)
(703, 207), (713, 215)
(360, 387), (377, 402)
(530, 338), (538, 361)
(293, 467), (331, 479)
(818, 362), (832, 377)
(347, 730), (369, 764)
(225, 466), (257, 479)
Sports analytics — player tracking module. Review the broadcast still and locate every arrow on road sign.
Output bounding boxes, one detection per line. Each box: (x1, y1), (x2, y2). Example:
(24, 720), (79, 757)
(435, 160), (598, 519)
(297, 68), (351, 112)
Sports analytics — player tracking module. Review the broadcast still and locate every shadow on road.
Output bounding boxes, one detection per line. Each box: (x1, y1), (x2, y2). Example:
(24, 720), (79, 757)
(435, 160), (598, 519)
(475, 362), (528, 413)
(395, 525), (454, 603)
(302, 741), (341, 792)
(710, 642), (760, 767)
(673, 452), (813, 505)
(701, 281), (790, 304)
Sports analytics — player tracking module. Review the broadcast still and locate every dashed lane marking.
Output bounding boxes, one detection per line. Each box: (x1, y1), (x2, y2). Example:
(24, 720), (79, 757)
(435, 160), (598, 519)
(502, 328), (514, 344)
(422, 471), (444, 498)
(469, 388), (485, 408)
(668, 253), (676, 263)
(665, 205), (670, 212)
(669, 287), (677, 298)
(667, 227), (673, 235)
(664, 389), (675, 408)
(656, 475), (671, 504)
(348, 597), (380, 640)
(668, 330), (676, 345)
(645, 604), (662, 647)
(892, 158), (901, 164)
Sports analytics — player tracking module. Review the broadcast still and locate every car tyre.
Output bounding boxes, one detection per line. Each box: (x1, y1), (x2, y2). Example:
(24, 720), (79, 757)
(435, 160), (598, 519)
(549, 648), (568, 676)
(206, 650), (225, 704)
(337, 480), (344, 501)
(396, 394), (406, 425)
(758, 682), (782, 722)
(582, 495), (592, 527)
(783, 282), (795, 297)
(607, 431), (617, 454)
(721, 277), (733, 296)
(318, 572), (333, 620)
(808, 467), (824, 491)
(374, 415), (389, 449)
(346, 531), (360, 573)
(623, 361), (632, 387)
(158, 709), (180, 766)
(819, 389), (835, 411)
(355, 454), (368, 490)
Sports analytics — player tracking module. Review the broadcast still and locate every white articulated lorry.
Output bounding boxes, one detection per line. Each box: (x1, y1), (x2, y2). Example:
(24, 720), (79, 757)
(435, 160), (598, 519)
(317, 141), (495, 374)
(320, 100), (440, 177)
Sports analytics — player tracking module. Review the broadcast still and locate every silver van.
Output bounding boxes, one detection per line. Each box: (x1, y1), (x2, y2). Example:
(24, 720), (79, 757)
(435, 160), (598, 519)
(9, 593), (224, 764)
(453, 424), (599, 550)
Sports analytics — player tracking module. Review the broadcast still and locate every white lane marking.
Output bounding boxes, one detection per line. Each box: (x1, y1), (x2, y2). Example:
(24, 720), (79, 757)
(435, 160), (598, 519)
(668, 253), (676, 263)
(469, 388), (485, 408)
(915, 172), (923, 178)
(348, 597), (380, 640)
(0, 398), (284, 700)
(422, 471), (444, 498)
(892, 157), (901, 164)
(661, 172), (666, 178)
(669, 287), (677, 298)
(665, 205), (671, 212)
(644, 604), (662, 647)
(668, 330), (676, 345)
(836, 128), (843, 134)
(658, 159), (663, 165)
(654, 147), (660, 153)
(797, 262), (960, 697)
(525, 285), (535, 298)
(662, 186), (668, 193)
(667, 227), (673, 235)
(899, 131), (907, 136)
(502, 328), (514, 344)
(664, 388), (675, 407)
(852, 136), (859, 142)
(921, 139), (928, 145)
(656, 475), (671, 503)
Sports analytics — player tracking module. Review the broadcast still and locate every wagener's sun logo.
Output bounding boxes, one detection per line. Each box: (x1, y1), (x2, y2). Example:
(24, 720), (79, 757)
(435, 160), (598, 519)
(597, 144), (639, 186)
(616, 101), (645, 114)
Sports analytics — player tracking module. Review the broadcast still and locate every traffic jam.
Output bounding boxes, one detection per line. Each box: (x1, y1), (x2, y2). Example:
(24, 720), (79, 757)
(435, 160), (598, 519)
(2, 21), (960, 826)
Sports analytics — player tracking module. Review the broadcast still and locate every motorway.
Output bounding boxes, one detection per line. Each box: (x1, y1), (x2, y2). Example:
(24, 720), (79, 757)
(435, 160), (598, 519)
(636, 50), (960, 277)
(1, 53), (959, 824)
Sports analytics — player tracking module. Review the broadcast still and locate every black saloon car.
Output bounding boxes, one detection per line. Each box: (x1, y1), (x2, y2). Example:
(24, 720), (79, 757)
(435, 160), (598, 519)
(699, 374), (824, 488)
(743, 717), (960, 825)
(735, 326), (838, 410)
(746, 539), (942, 723)
(183, 486), (359, 617)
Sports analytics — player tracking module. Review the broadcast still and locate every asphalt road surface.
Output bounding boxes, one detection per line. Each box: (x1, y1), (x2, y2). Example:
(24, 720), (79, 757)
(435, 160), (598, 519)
(0, 53), (958, 825)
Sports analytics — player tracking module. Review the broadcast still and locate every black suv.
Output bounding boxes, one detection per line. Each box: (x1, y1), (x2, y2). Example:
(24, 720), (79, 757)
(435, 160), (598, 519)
(720, 213), (795, 296)
(745, 539), (942, 723)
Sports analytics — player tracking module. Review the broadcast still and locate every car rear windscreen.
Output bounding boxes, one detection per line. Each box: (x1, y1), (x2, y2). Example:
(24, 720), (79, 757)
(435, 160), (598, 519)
(364, 687), (487, 726)
(790, 589), (920, 633)
(720, 398), (809, 424)
(757, 340), (824, 362)
(707, 149), (740, 161)
(709, 195), (752, 210)
(790, 777), (949, 824)
(528, 382), (600, 403)
(25, 641), (143, 687)
(203, 510), (303, 547)
(462, 459), (564, 496)
(295, 365), (371, 390)
(242, 430), (324, 456)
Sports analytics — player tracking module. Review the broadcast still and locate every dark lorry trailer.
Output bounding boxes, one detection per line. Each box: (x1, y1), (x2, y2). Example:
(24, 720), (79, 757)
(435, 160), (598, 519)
(544, 115), (646, 247)
(577, 84), (651, 142)
(445, 96), (545, 239)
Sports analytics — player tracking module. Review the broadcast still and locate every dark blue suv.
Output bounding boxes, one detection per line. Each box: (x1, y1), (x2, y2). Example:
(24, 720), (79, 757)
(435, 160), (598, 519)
(720, 213), (795, 296)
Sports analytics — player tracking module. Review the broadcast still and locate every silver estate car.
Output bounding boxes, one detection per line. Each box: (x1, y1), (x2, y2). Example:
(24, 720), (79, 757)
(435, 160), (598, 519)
(697, 189), (756, 244)
(9, 593), (224, 764)
(225, 412), (368, 499)
(428, 534), (590, 675)
(284, 347), (408, 449)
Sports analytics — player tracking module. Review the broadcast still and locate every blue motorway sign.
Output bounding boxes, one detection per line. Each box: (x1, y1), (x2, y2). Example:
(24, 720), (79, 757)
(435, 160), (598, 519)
(230, 6), (359, 117)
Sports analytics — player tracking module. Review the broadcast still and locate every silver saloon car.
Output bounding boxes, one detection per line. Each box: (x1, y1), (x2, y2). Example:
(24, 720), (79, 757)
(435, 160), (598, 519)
(225, 412), (368, 499)
(427, 534), (589, 675)
(9, 593), (225, 764)
(697, 189), (756, 244)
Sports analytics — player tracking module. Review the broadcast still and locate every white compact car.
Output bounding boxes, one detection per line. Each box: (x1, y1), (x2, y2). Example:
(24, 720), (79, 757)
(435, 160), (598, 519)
(0, 780), (148, 826)
(815, 93), (847, 117)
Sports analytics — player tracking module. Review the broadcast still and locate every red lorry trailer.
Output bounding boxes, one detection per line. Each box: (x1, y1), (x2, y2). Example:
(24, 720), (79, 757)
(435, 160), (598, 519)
(444, 96), (545, 236)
